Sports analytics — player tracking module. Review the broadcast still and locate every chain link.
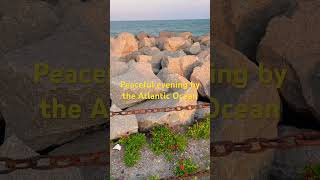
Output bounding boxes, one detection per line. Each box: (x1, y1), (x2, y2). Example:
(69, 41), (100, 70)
(0, 151), (108, 174)
(110, 103), (210, 117)
(211, 131), (320, 157)
(1, 104), (320, 179)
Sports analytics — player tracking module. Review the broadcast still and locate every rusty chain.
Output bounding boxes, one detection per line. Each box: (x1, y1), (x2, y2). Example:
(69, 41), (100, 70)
(110, 103), (210, 117)
(1, 103), (320, 179)
(0, 151), (109, 174)
(211, 131), (320, 157)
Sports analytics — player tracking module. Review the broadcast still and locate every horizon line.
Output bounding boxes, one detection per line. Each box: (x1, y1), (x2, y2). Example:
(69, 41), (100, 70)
(111, 18), (209, 22)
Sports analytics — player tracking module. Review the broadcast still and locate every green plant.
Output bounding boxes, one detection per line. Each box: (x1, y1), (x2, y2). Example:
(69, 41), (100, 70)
(304, 164), (320, 180)
(150, 126), (187, 158)
(119, 133), (147, 167)
(175, 158), (198, 176)
(149, 175), (160, 180)
(187, 116), (210, 139)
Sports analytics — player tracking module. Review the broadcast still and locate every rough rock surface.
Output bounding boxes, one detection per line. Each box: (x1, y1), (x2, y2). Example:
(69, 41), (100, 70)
(163, 37), (187, 52)
(110, 61), (129, 77)
(211, 41), (280, 180)
(179, 32), (193, 39)
(159, 31), (176, 38)
(185, 42), (201, 55)
(135, 55), (152, 63)
(191, 59), (210, 99)
(128, 73), (198, 130)
(110, 105), (138, 140)
(162, 55), (200, 80)
(110, 62), (166, 109)
(0, 136), (83, 180)
(257, 0), (320, 121)
(0, 0), (59, 54)
(0, 1), (107, 151)
(111, 32), (138, 58)
(194, 101), (210, 120)
(213, 0), (294, 60)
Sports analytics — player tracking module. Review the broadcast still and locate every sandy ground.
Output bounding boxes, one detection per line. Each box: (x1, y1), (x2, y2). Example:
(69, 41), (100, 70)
(110, 138), (210, 179)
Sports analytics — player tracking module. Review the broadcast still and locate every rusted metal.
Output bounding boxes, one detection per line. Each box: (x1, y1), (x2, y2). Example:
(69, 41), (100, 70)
(110, 103), (210, 117)
(0, 151), (109, 174)
(211, 131), (320, 157)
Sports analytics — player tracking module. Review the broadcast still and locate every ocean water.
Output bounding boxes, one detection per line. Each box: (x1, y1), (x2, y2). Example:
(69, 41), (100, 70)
(110, 19), (210, 37)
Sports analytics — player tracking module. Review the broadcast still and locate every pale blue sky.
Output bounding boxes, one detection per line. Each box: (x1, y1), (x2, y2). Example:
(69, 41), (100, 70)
(111, 0), (210, 21)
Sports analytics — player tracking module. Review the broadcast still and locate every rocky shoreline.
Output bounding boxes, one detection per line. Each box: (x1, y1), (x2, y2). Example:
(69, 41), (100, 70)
(110, 31), (210, 138)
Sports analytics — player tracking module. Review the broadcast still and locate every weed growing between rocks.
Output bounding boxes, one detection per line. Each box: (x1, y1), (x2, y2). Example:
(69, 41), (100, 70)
(304, 164), (320, 180)
(114, 120), (210, 177)
(187, 116), (210, 139)
(175, 158), (198, 177)
(119, 133), (147, 167)
(145, 175), (160, 180)
(150, 126), (187, 160)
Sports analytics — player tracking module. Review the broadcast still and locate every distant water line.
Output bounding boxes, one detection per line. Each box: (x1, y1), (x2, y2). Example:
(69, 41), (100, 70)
(110, 19), (210, 37)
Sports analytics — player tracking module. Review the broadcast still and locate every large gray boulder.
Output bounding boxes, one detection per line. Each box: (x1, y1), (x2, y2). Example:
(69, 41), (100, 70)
(257, 0), (320, 121)
(0, 0), (59, 54)
(212, 41), (280, 180)
(190, 59), (210, 99)
(110, 104), (138, 140)
(110, 62), (166, 109)
(213, 0), (294, 60)
(128, 73), (198, 130)
(0, 6), (107, 150)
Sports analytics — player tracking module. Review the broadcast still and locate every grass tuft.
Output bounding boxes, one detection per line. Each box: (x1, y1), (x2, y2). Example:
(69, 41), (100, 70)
(119, 133), (147, 167)
(150, 125), (187, 159)
(187, 116), (210, 139)
(175, 158), (198, 176)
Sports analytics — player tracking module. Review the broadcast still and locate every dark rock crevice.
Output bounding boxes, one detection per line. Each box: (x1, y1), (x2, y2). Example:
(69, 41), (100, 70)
(279, 93), (320, 130)
(0, 112), (5, 145)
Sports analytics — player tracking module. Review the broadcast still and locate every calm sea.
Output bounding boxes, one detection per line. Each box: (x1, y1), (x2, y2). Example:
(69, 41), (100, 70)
(110, 19), (210, 37)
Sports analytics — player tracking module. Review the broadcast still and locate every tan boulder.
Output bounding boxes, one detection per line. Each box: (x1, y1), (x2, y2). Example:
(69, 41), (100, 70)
(159, 31), (176, 38)
(111, 32), (138, 58)
(185, 42), (201, 55)
(162, 55), (200, 79)
(136, 55), (152, 63)
(138, 37), (156, 48)
(190, 59), (210, 99)
(163, 37), (187, 52)
(110, 61), (129, 77)
(110, 105), (138, 140)
(110, 62), (166, 109)
(179, 32), (193, 39)
(257, 0), (320, 121)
